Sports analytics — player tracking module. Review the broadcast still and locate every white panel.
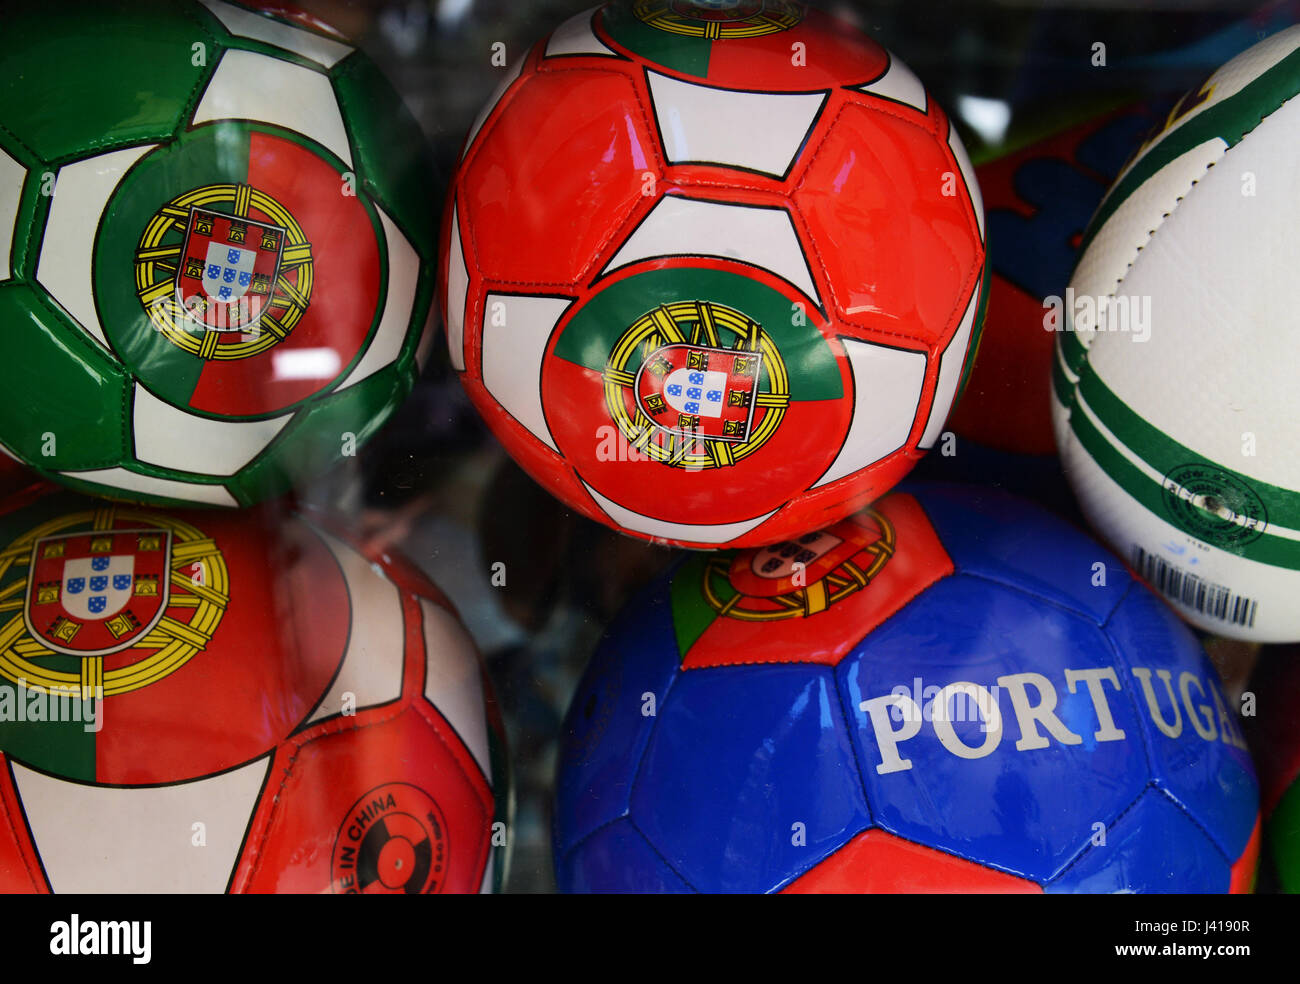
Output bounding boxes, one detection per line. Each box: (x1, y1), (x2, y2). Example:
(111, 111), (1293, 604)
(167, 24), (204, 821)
(479, 853), (495, 894)
(36, 144), (156, 349)
(481, 294), (570, 451)
(1059, 416), (1300, 643)
(919, 286), (981, 449)
(545, 6), (616, 57)
(305, 526), (406, 724)
(604, 196), (821, 306)
(947, 119), (985, 241)
(1073, 139), (1226, 302)
(445, 203), (469, 372)
(583, 482), (777, 544)
(419, 598), (491, 782)
(813, 339), (927, 488)
(193, 50), (352, 166)
(646, 71), (825, 178)
(462, 57), (524, 157)
(1084, 95), (1300, 492)
(0, 147), (24, 282)
(132, 384), (292, 477)
(58, 467), (238, 507)
(13, 756), (270, 893)
(336, 207), (419, 390)
(199, 0), (354, 68)
(857, 52), (927, 113)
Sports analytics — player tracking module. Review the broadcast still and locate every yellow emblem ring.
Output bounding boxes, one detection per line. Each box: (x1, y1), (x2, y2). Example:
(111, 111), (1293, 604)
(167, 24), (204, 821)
(0, 505), (228, 697)
(632, 0), (803, 39)
(702, 508), (895, 621)
(602, 299), (789, 470)
(134, 182), (313, 361)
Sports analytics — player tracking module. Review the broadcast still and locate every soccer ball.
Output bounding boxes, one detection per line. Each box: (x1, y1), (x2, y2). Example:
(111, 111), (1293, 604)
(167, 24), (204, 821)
(0, 483), (505, 893)
(0, 1), (437, 508)
(555, 485), (1259, 892)
(1051, 27), (1300, 641)
(441, 1), (987, 550)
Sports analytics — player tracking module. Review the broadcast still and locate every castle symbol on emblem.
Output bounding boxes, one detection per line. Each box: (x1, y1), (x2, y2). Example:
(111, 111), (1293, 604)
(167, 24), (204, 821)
(602, 299), (789, 470)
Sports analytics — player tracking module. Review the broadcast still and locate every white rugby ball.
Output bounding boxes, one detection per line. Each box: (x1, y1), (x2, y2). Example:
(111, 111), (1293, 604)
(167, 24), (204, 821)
(1051, 26), (1300, 642)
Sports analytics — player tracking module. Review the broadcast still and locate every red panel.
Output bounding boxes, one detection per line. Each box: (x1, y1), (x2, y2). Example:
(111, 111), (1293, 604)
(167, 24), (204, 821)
(0, 757), (46, 892)
(947, 271), (1057, 454)
(700, 10), (889, 91)
(794, 99), (981, 348)
(236, 707), (492, 894)
(683, 492), (953, 668)
(782, 828), (1042, 893)
(188, 132), (383, 416)
(93, 511), (349, 785)
(1229, 817), (1261, 894)
(460, 69), (663, 290)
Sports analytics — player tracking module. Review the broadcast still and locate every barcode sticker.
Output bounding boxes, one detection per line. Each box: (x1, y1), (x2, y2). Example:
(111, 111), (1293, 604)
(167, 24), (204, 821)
(1132, 546), (1258, 628)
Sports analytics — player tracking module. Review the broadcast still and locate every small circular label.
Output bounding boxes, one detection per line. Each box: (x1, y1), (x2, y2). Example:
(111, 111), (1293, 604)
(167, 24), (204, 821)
(332, 783), (448, 894)
(1161, 463), (1267, 548)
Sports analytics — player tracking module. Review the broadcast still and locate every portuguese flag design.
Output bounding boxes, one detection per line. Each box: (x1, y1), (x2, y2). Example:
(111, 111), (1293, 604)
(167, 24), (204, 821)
(666, 493), (954, 667)
(545, 266), (847, 525)
(0, 491), (348, 785)
(597, 1), (888, 89)
(95, 122), (384, 418)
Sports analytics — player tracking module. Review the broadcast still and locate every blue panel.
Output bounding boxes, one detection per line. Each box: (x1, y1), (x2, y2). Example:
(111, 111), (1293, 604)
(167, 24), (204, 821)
(1075, 109), (1165, 183)
(990, 157), (1102, 300)
(1104, 587), (1259, 862)
(557, 818), (693, 894)
(841, 574), (1147, 883)
(1047, 789), (1231, 893)
(630, 664), (870, 894)
(553, 571), (685, 854)
(902, 482), (1131, 624)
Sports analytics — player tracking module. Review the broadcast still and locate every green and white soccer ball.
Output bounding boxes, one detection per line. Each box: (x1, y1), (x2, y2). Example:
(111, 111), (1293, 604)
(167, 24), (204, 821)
(1052, 26), (1300, 642)
(0, 0), (436, 507)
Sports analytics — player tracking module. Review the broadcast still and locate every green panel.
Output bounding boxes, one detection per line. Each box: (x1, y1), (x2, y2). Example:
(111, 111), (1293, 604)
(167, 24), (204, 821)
(6, 163), (49, 282)
(0, 680), (98, 781)
(953, 259), (991, 404)
(0, 490), (113, 783)
(669, 553), (724, 660)
(1270, 777), (1300, 893)
(0, 284), (129, 467)
(231, 362), (414, 505)
(599, 3), (713, 78)
(331, 54), (440, 261)
(0, 1), (218, 164)
(553, 267), (843, 402)
(93, 123), (254, 412)
(1080, 45), (1300, 256)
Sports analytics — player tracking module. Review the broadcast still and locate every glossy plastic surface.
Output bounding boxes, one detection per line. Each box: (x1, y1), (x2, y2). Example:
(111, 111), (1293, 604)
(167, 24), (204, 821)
(555, 483), (1259, 892)
(0, 1), (437, 508)
(443, 0), (987, 549)
(0, 483), (502, 893)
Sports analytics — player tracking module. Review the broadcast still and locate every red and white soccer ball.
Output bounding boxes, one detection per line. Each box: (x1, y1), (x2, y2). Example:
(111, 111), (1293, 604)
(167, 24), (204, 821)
(441, 1), (987, 549)
(0, 485), (504, 894)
